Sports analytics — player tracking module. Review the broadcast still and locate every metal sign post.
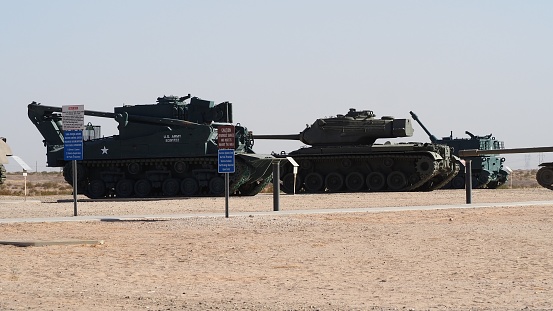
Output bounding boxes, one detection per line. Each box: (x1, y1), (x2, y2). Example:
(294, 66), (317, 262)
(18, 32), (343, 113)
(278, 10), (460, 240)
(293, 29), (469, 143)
(217, 125), (235, 218)
(23, 171), (27, 201)
(286, 157), (299, 195)
(62, 105), (84, 216)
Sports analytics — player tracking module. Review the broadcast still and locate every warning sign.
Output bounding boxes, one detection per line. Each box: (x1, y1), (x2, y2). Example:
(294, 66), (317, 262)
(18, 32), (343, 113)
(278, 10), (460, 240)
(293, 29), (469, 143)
(217, 125), (235, 149)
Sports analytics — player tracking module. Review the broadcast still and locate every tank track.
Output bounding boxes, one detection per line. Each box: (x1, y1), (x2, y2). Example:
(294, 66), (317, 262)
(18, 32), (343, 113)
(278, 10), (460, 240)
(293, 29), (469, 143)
(277, 153), (452, 194)
(63, 156), (263, 199)
(419, 160), (460, 191)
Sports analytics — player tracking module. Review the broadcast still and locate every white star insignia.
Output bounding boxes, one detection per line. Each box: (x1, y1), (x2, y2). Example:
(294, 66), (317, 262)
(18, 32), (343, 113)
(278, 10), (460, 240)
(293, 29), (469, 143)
(101, 146), (109, 154)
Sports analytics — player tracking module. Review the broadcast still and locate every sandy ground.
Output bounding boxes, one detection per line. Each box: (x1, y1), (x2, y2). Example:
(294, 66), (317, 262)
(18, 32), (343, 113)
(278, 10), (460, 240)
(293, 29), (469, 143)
(1, 189), (553, 310)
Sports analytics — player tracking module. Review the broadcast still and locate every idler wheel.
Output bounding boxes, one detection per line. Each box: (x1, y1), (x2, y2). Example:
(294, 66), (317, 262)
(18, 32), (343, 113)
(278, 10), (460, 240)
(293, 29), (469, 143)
(281, 173), (301, 194)
(325, 172), (344, 192)
(134, 179), (152, 197)
(162, 178), (180, 197)
(87, 179), (106, 199)
(366, 172), (386, 191)
(345, 172), (364, 192)
(386, 171), (407, 191)
(209, 176), (225, 195)
(304, 172), (324, 193)
(115, 179), (134, 198)
(536, 167), (553, 188)
(181, 177), (199, 196)
(63, 162), (87, 184)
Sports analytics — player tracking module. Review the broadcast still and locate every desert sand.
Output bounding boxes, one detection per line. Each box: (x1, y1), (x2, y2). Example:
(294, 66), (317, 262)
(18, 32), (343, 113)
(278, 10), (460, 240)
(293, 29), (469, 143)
(1, 189), (553, 310)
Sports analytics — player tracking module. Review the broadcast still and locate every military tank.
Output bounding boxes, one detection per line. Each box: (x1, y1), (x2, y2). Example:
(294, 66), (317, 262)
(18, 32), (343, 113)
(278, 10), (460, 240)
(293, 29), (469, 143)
(255, 109), (459, 194)
(536, 162), (553, 190)
(0, 137), (13, 185)
(28, 95), (274, 199)
(410, 111), (510, 189)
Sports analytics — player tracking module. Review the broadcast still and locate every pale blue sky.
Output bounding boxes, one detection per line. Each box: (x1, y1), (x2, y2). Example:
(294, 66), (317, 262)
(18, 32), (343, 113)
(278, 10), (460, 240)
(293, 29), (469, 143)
(1, 0), (552, 171)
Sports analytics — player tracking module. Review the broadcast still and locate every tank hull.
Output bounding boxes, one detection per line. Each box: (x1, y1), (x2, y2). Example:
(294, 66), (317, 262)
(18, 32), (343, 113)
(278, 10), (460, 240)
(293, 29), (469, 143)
(273, 143), (459, 194)
(56, 130), (274, 199)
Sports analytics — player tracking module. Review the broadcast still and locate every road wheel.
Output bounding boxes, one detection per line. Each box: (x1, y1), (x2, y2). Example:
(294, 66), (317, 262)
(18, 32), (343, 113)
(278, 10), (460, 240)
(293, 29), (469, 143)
(134, 179), (151, 197)
(304, 172), (324, 193)
(87, 179), (106, 199)
(325, 172), (344, 192)
(181, 177), (199, 196)
(345, 172), (364, 192)
(115, 179), (134, 198)
(162, 178), (180, 196)
(387, 171), (407, 191)
(209, 177), (225, 195)
(366, 172), (385, 191)
(282, 173), (301, 194)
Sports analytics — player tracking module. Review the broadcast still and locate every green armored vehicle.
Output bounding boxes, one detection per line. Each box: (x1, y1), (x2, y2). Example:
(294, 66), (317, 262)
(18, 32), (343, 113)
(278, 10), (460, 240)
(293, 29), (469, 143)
(255, 109), (459, 194)
(410, 111), (510, 189)
(536, 163), (553, 190)
(28, 95), (274, 199)
(0, 137), (12, 185)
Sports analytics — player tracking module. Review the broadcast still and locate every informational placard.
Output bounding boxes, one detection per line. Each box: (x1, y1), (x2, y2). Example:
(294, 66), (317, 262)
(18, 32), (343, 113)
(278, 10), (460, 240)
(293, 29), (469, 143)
(62, 105), (85, 161)
(217, 125), (235, 149)
(62, 105), (85, 130)
(64, 130), (83, 160)
(62, 105), (84, 217)
(218, 149), (235, 173)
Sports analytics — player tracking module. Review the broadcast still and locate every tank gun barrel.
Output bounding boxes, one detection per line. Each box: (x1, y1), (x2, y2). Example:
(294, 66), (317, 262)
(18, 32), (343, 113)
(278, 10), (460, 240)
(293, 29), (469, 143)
(409, 111), (438, 142)
(28, 102), (201, 128)
(254, 134), (301, 141)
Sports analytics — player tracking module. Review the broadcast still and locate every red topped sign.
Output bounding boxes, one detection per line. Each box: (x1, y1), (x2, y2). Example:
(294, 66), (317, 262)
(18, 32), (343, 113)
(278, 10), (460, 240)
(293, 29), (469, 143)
(217, 125), (235, 149)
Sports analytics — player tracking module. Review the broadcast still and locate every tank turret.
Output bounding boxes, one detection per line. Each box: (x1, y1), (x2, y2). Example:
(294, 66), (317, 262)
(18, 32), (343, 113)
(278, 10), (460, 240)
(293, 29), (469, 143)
(255, 109), (458, 194)
(409, 111), (510, 189)
(256, 108), (414, 146)
(28, 94), (273, 199)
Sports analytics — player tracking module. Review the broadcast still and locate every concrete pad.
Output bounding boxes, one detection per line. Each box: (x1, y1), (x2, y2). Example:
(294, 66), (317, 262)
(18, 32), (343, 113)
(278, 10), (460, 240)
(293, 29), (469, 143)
(0, 239), (105, 247)
(0, 199), (41, 204)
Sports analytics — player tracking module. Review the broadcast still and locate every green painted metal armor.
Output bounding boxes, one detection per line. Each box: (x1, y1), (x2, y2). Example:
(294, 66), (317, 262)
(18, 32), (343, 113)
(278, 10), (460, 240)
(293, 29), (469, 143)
(410, 111), (510, 189)
(255, 109), (459, 193)
(28, 95), (274, 199)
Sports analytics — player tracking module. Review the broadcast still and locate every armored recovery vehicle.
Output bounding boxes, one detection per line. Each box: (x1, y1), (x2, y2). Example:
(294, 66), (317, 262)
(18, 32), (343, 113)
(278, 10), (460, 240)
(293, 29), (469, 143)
(0, 137), (13, 185)
(28, 95), (274, 199)
(410, 111), (510, 189)
(255, 109), (459, 194)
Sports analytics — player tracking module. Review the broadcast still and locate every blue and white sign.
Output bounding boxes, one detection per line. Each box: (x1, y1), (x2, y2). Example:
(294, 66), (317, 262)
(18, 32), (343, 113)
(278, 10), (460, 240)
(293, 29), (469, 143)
(218, 149), (235, 173)
(64, 130), (83, 160)
(62, 105), (85, 161)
